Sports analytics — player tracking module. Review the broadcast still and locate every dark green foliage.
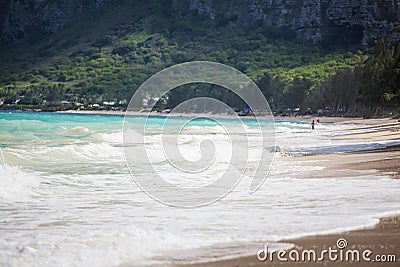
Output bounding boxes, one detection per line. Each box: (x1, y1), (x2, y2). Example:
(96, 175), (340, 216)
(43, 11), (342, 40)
(165, 84), (246, 112)
(283, 76), (312, 108)
(112, 43), (135, 55)
(261, 26), (297, 41)
(93, 34), (118, 47)
(0, 0), (397, 116)
(307, 38), (400, 116)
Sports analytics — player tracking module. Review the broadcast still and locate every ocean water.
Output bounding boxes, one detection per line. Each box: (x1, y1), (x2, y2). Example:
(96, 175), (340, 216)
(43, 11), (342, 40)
(1, 111), (400, 266)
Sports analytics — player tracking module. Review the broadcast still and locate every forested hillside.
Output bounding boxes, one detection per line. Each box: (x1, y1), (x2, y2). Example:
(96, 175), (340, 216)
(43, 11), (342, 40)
(0, 0), (399, 117)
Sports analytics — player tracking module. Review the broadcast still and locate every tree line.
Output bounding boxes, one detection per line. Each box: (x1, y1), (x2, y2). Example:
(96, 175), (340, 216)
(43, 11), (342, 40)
(257, 38), (400, 117)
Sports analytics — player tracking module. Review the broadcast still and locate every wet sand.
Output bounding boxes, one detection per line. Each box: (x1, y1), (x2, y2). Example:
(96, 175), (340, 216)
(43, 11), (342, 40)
(63, 111), (399, 266)
(177, 216), (400, 267)
(283, 145), (400, 179)
(176, 119), (400, 267)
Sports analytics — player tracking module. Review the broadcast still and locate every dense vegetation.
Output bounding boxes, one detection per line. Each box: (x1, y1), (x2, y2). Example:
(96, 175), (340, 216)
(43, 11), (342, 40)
(0, 0), (398, 117)
(259, 38), (400, 117)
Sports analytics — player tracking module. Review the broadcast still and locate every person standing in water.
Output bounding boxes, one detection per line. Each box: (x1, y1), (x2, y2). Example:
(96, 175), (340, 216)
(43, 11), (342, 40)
(311, 120), (315, 130)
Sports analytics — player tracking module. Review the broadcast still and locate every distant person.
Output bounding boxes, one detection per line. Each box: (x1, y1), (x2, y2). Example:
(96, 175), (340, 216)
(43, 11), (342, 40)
(317, 119), (320, 123)
(311, 120), (315, 130)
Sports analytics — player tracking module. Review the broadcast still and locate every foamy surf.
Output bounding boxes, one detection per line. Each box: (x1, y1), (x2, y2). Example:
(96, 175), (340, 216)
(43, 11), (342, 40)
(0, 111), (399, 266)
(0, 149), (40, 202)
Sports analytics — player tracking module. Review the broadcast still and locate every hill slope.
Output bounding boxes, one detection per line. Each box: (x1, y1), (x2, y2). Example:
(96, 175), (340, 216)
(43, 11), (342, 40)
(1, 0), (400, 45)
(0, 0), (398, 116)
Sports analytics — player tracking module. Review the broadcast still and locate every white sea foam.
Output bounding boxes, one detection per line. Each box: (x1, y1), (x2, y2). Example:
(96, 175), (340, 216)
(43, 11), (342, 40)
(0, 149), (40, 202)
(0, 114), (400, 266)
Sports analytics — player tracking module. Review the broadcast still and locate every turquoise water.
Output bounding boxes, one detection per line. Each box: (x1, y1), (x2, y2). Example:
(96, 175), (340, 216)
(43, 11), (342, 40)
(1, 111), (123, 146)
(1, 111), (400, 267)
(0, 111), (275, 146)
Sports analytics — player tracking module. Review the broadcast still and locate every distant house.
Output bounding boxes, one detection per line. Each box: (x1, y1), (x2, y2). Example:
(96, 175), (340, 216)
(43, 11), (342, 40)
(103, 101), (115, 106)
(142, 98), (149, 107)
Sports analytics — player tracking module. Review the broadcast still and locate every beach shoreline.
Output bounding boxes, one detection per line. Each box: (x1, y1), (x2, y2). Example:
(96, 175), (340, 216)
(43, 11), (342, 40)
(56, 109), (399, 124)
(173, 120), (400, 267)
(3, 110), (400, 267)
(2, 109), (399, 266)
(175, 215), (400, 267)
(2, 110), (399, 126)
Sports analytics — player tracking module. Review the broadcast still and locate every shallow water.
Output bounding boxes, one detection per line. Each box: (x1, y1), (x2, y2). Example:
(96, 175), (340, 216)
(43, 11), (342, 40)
(1, 111), (400, 266)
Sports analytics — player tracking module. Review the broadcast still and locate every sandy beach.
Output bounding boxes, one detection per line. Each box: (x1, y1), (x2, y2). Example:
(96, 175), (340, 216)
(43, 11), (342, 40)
(2, 110), (399, 266)
(177, 216), (400, 267)
(175, 117), (400, 267)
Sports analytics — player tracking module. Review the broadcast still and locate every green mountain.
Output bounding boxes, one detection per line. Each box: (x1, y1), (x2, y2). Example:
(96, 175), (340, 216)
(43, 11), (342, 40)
(0, 0), (399, 116)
